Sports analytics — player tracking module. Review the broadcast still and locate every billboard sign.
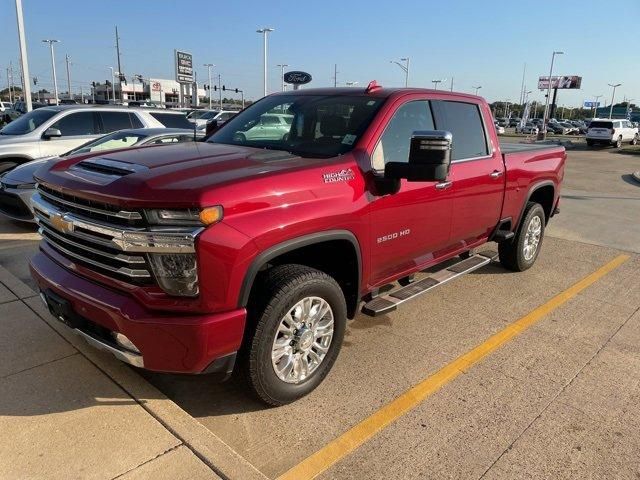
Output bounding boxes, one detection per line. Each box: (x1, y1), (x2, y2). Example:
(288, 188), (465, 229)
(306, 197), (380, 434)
(175, 50), (193, 84)
(538, 75), (582, 90)
(583, 101), (600, 108)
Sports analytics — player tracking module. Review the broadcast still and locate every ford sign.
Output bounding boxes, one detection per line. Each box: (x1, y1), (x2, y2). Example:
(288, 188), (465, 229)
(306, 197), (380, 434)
(283, 71), (312, 85)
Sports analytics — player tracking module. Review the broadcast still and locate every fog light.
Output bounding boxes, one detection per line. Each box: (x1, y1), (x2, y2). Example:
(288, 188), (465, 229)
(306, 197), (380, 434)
(112, 332), (140, 354)
(149, 253), (199, 297)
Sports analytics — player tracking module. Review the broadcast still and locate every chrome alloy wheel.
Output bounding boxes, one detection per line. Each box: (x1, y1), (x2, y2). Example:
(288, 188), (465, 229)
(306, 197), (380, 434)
(271, 296), (334, 384)
(523, 215), (542, 261)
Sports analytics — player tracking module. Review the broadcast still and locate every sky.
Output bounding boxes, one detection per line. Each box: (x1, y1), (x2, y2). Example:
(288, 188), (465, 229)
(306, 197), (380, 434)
(1, 0), (639, 108)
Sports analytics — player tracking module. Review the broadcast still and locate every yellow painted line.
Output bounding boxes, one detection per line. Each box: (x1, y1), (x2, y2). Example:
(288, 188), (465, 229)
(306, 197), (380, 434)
(278, 254), (629, 480)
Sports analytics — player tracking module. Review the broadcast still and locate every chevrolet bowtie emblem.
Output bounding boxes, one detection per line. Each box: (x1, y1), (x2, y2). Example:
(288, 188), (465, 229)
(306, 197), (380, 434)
(50, 213), (74, 234)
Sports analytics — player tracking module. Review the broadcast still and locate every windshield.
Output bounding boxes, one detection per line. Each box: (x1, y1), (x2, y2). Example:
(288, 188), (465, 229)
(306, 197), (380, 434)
(208, 94), (384, 157)
(0, 109), (57, 135)
(64, 131), (147, 156)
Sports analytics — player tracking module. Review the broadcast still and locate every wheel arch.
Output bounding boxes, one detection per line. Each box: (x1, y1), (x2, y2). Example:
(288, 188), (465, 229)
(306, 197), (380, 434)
(239, 230), (362, 318)
(516, 181), (556, 228)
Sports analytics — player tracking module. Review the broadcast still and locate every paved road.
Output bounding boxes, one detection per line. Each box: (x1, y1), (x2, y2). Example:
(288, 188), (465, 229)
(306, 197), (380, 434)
(0, 146), (638, 479)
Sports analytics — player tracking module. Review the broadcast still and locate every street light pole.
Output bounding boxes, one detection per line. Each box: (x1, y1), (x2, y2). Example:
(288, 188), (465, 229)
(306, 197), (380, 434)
(42, 39), (60, 105)
(432, 79), (444, 90)
(65, 54), (72, 101)
(15, 0), (32, 112)
(256, 27), (274, 97)
(203, 63), (214, 109)
(592, 94), (602, 118)
(608, 83), (621, 119)
(276, 64), (288, 92)
(473, 85), (482, 95)
(542, 50), (563, 139)
(390, 58), (409, 87)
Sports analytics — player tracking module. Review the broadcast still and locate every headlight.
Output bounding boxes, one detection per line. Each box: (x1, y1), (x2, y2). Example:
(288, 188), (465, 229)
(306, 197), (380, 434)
(145, 206), (223, 226)
(149, 253), (199, 297)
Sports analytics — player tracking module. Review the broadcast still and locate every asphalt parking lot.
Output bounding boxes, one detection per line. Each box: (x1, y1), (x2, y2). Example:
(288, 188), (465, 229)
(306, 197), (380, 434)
(1, 143), (639, 479)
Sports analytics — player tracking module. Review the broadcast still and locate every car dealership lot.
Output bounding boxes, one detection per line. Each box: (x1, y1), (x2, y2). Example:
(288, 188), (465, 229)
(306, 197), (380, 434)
(0, 145), (639, 479)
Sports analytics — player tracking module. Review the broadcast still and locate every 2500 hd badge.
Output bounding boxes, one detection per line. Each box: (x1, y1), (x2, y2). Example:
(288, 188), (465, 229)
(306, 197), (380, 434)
(377, 229), (411, 244)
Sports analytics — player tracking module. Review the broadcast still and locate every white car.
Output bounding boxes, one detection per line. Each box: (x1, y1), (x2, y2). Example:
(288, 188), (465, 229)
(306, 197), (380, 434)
(515, 122), (539, 135)
(188, 110), (237, 128)
(0, 105), (192, 173)
(0, 101), (13, 113)
(494, 122), (505, 135)
(586, 119), (639, 148)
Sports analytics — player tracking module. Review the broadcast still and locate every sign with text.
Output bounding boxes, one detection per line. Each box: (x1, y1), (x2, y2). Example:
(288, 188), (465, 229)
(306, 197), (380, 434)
(175, 50), (193, 84)
(538, 75), (582, 90)
(284, 71), (312, 85)
(583, 101), (600, 108)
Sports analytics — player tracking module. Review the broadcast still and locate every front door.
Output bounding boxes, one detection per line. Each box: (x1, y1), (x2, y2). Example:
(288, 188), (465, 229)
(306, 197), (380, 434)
(368, 99), (454, 286)
(431, 100), (504, 246)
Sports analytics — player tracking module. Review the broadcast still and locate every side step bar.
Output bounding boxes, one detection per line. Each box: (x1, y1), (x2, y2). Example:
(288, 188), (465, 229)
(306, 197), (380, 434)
(361, 250), (498, 317)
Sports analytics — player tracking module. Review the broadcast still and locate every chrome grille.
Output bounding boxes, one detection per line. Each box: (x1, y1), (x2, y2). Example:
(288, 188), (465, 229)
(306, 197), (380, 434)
(32, 187), (202, 287)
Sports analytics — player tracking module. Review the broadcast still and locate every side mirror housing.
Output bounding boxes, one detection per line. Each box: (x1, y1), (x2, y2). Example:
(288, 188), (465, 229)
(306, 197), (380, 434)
(385, 130), (452, 182)
(42, 127), (62, 139)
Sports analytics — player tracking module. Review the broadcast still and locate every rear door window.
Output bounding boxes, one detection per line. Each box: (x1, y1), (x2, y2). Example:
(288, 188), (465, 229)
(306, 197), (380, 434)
(51, 111), (100, 136)
(150, 112), (192, 128)
(431, 101), (488, 161)
(99, 111), (134, 133)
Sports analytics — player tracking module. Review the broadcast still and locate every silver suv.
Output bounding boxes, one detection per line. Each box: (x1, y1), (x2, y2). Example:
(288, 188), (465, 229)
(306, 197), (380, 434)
(0, 105), (192, 173)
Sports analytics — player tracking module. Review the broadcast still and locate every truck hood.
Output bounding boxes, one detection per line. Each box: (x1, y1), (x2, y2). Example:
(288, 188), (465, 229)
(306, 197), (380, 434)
(34, 142), (330, 208)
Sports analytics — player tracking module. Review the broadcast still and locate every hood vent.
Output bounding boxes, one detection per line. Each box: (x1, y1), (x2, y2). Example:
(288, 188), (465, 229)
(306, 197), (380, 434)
(73, 158), (149, 177)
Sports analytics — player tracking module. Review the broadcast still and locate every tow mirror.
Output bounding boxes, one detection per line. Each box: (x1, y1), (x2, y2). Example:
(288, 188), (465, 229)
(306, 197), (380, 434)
(385, 130), (452, 182)
(42, 127), (62, 139)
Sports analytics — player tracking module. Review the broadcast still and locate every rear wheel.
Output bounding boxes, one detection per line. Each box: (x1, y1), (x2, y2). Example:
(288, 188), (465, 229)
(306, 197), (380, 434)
(631, 134), (638, 146)
(586, 139), (594, 147)
(0, 160), (19, 175)
(614, 135), (623, 148)
(240, 264), (346, 406)
(499, 202), (545, 272)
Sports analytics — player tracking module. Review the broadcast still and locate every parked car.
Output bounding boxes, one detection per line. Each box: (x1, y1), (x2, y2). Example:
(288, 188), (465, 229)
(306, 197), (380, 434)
(188, 109), (237, 128)
(0, 128), (202, 223)
(559, 122), (579, 135)
(13, 101), (48, 115)
(515, 122), (539, 134)
(232, 113), (293, 141)
(0, 105), (192, 173)
(547, 122), (571, 135)
(0, 101), (13, 113)
(509, 118), (521, 127)
(30, 85), (566, 405)
(496, 117), (509, 127)
(494, 123), (505, 135)
(586, 119), (639, 147)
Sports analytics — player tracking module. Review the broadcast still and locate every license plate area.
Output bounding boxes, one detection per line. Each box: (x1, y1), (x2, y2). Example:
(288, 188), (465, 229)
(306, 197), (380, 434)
(41, 289), (85, 329)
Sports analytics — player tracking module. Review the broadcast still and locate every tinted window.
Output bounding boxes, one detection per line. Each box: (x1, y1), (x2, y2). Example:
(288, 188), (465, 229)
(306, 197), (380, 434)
(590, 121), (613, 129)
(372, 100), (434, 170)
(129, 113), (144, 129)
(150, 112), (192, 128)
(100, 111), (134, 133)
(0, 108), (57, 135)
(51, 111), (99, 136)
(432, 101), (488, 160)
(262, 115), (281, 125)
(218, 112), (236, 121)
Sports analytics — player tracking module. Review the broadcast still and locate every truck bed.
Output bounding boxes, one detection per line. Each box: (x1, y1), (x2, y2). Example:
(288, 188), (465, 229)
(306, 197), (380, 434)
(500, 143), (564, 155)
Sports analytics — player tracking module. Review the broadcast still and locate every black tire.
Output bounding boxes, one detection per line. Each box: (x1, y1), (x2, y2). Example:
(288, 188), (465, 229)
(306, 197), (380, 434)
(233, 132), (246, 142)
(239, 264), (347, 406)
(631, 134), (638, 146)
(0, 161), (19, 175)
(499, 202), (546, 272)
(614, 135), (622, 148)
(586, 139), (594, 147)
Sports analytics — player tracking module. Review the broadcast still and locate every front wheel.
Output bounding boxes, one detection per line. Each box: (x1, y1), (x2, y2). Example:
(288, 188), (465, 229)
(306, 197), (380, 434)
(586, 139), (594, 147)
(614, 135), (623, 148)
(240, 264), (346, 406)
(499, 202), (546, 272)
(631, 134), (638, 146)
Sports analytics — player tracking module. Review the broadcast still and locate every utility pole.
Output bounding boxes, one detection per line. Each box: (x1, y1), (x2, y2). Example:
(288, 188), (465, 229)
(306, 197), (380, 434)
(203, 63), (214, 109)
(519, 63), (526, 105)
(65, 54), (72, 101)
(592, 94), (602, 118)
(608, 83), (621, 119)
(333, 64), (338, 87)
(42, 39), (60, 105)
(218, 73), (222, 110)
(115, 26), (123, 102)
(450, 77), (454, 92)
(7, 66), (13, 104)
(15, 0), (32, 111)
(541, 50), (563, 139)
(256, 27), (274, 97)
(276, 64), (288, 91)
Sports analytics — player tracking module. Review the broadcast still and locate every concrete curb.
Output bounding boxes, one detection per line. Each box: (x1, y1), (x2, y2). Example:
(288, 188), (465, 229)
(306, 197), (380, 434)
(0, 264), (268, 480)
(632, 171), (640, 184)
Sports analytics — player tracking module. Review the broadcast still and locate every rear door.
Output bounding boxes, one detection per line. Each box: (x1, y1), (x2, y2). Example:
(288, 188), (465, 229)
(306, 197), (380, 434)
(431, 100), (504, 247)
(98, 111), (136, 134)
(368, 98), (454, 284)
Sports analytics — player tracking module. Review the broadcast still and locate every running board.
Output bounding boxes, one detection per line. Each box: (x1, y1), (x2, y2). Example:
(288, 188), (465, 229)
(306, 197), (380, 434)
(361, 250), (498, 317)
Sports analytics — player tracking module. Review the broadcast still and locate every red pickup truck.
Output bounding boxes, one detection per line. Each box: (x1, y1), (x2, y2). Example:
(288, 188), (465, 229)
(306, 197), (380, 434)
(30, 84), (565, 405)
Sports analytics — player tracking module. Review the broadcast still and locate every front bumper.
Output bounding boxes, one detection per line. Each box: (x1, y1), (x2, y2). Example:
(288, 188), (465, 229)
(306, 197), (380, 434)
(0, 185), (36, 222)
(30, 250), (247, 374)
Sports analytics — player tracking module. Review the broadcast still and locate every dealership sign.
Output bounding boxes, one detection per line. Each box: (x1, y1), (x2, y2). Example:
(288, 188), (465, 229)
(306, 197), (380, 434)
(584, 101), (600, 108)
(284, 71), (312, 85)
(175, 50), (193, 83)
(538, 75), (582, 90)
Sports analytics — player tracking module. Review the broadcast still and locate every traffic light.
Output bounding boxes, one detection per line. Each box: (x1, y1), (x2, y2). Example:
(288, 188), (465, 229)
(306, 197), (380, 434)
(92, 81), (96, 87)
(106, 80), (112, 87)
(213, 85), (217, 91)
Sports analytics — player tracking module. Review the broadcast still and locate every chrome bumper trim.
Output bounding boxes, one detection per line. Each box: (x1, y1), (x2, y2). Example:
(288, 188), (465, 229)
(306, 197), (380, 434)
(74, 329), (145, 368)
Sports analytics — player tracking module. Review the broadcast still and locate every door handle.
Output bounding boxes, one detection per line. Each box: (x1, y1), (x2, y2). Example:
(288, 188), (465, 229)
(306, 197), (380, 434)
(435, 181), (453, 190)
(490, 170), (504, 179)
